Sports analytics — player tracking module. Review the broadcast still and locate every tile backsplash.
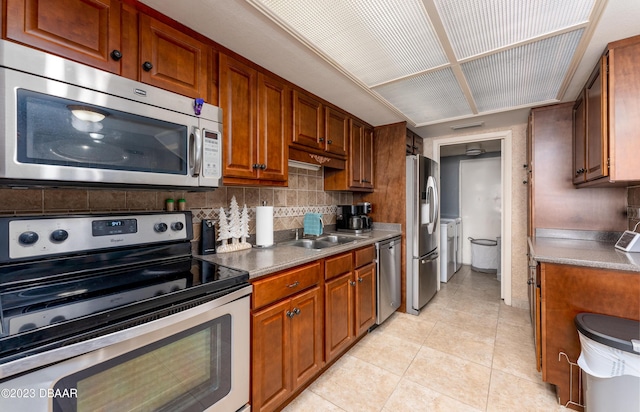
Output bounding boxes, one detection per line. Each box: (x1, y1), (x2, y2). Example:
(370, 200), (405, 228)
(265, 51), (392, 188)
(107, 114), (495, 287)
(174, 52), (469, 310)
(629, 185), (640, 230)
(0, 166), (353, 242)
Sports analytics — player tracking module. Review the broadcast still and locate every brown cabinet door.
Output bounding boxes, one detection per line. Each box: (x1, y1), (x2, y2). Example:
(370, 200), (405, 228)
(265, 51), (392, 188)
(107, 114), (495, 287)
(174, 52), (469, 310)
(361, 127), (374, 190)
(324, 272), (354, 362)
(252, 299), (291, 412)
(572, 91), (586, 184)
(139, 14), (208, 99)
(219, 54), (258, 180)
(290, 286), (324, 389)
(585, 57), (608, 181)
(292, 90), (324, 150)
(324, 107), (349, 157)
(257, 73), (289, 182)
(349, 119), (365, 188)
(6, 0), (122, 73)
(354, 262), (376, 336)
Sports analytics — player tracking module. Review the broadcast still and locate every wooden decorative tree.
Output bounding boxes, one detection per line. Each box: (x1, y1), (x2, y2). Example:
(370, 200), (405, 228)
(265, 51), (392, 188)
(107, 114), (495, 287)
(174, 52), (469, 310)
(216, 196), (251, 253)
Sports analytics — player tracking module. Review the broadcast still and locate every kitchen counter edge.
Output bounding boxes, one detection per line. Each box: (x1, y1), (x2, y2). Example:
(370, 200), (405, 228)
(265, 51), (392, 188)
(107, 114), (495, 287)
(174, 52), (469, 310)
(528, 236), (640, 273)
(195, 230), (403, 280)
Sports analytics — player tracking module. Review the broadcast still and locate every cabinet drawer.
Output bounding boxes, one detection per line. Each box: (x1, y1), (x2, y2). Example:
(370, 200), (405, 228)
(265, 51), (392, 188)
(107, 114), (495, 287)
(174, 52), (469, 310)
(325, 252), (352, 280)
(252, 261), (322, 309)
(354, 245), (375, 268)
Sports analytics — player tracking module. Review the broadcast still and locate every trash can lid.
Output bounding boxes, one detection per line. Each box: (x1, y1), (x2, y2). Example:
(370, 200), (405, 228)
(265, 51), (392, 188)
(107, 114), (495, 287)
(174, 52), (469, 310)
(575, 313), (640, 354)
(468, 238), (497, 246)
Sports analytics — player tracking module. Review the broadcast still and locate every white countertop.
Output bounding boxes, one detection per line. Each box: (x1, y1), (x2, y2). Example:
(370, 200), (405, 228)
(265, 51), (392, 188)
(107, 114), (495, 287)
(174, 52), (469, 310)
(195, 230), (403, 279)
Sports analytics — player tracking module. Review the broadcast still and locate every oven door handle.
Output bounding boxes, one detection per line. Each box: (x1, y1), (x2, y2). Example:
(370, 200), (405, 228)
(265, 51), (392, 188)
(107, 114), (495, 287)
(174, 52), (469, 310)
(0, 284), (253, 381)
(190, 127), (203, 177)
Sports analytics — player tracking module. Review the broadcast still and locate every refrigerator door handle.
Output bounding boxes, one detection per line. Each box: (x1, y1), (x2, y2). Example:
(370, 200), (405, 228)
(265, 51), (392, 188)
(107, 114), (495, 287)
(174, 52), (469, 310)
(421, 252), (439, 264)
(425, 175), (438, 234)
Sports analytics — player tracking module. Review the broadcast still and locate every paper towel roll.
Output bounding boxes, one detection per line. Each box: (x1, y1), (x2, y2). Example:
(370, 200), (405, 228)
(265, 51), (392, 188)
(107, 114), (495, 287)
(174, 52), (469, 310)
(255, 206), (274, 247)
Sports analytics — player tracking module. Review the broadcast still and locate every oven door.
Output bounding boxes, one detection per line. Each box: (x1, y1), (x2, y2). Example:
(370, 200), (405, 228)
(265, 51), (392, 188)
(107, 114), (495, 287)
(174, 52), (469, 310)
(0, 286), (250, 412)
(0, 67), (221, 189)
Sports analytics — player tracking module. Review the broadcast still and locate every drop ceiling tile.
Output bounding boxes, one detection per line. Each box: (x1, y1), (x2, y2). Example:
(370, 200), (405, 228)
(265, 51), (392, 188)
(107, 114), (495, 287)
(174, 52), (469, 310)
(252, 0), (448, 86)
(372, 68), (472, 124)
(435, 0), (595, 59)
(462, 29), (584, 113)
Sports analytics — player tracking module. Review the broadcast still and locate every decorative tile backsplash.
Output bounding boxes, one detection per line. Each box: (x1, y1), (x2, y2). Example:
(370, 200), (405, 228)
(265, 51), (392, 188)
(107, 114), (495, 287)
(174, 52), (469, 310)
(0, 166), (353, 241)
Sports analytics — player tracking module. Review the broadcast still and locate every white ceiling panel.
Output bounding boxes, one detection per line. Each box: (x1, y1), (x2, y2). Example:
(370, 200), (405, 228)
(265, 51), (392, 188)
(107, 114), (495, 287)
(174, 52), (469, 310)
(462, 29), (584, 112)
(434, 0), (595, 59)
(251, 0), (448, 86)
(373, 68), (472, 124)
(141, 0), (640, 130)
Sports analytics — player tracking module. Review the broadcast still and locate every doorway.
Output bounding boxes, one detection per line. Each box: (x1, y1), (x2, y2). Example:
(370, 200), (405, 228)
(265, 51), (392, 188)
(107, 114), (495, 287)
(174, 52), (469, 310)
(433, 131), (513, 305)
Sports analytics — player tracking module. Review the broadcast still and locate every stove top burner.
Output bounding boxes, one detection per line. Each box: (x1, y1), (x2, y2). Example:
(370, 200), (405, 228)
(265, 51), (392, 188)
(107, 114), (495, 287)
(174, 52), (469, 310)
(0, 212), (250, 365)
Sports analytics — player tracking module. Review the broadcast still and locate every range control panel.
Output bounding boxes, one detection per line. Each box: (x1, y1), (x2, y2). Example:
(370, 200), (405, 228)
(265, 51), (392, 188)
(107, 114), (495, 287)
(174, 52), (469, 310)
(5, 213), (191, 261)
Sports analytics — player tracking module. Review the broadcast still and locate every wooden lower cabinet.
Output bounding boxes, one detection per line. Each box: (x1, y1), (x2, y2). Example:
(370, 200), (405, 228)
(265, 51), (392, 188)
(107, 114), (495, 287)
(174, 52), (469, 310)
(539, 263), (640, 409)
(325, 246), (376, 363)
(354, 262), (376, 336)
(325, 271), (355, 361)
(251, 286), (323, 412)
(252, 247), (377, 411)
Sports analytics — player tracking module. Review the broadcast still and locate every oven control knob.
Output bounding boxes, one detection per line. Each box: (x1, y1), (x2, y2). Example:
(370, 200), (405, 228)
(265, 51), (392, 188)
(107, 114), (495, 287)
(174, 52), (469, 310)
(51, 229), (69, 242)
(171, 222), (184, 231)
(154, 223), (168, 233)
(19, 231), (39, 245)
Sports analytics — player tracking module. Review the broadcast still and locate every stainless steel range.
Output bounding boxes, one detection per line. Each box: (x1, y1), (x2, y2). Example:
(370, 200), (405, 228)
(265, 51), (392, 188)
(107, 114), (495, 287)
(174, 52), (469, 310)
(0, 211), (251, 412)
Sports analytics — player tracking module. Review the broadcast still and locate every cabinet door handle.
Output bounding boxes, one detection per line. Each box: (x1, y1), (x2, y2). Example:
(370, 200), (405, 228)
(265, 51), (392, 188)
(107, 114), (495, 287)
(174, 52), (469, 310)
(286, 310), (295, 318)
(349, 280), (356, 286)
(142, 61), (153, 72)
(287, 281), (299, 288)
(327, 139), (333, 144)
(252, 163), (260, 169)
(293, 307), (301, 315)
(110, 49), (123, 61)
(358, 277), (363, 283)
(527, 278), (534, 285)
(260, 164), (267, 170)
(319, 137), (324, 142)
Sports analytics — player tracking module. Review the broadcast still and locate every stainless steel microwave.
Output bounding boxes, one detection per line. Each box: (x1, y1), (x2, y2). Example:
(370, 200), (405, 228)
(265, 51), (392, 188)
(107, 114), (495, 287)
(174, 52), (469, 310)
(0, 40), (222, 190)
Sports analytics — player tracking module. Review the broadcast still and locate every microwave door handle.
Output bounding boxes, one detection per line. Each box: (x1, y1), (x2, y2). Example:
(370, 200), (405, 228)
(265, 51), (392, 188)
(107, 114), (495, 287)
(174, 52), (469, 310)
(190, 127), (203, 177)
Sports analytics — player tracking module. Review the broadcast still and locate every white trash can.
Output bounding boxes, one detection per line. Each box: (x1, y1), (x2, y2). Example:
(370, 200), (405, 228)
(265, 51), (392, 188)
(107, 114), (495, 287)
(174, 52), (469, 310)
(468, 238), (498, 273)
(575, 313), (640, 412)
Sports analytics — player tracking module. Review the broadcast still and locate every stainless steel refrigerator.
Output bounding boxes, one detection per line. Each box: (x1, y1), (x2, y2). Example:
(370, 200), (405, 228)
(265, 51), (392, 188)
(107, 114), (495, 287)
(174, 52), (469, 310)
(406, 155), (439, 315)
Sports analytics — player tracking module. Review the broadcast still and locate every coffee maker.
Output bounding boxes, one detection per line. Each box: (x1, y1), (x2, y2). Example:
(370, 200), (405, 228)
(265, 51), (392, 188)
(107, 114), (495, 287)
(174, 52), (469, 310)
(336, 202), (373, 233)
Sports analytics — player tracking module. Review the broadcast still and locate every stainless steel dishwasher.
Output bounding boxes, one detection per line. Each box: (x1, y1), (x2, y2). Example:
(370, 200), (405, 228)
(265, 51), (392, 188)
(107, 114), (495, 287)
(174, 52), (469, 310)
(375, 236), (402, 325)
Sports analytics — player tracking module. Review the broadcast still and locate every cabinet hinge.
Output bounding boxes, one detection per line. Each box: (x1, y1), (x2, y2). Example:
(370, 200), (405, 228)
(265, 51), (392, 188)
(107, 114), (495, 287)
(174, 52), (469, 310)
(607, 158), (610, 168)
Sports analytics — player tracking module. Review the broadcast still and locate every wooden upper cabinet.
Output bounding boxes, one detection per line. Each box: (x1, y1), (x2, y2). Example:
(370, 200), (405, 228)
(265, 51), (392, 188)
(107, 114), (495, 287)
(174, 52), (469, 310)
(349, 120), (374, 190)
(139, 14), (208, 99)
(219, 53), (288, 186)
(324, 120), (374, 192)
(292, 90), (324, 150)
(573, 34), (640, 185)
(219, 54), (258, 181)
(572, 91), (586, 184)
(257, 73), (289, 183)
(585, 57), (607, 182)
(405, 130), (423, 155)
(5, 0), (122, 73)
(324, 107), (349, 157)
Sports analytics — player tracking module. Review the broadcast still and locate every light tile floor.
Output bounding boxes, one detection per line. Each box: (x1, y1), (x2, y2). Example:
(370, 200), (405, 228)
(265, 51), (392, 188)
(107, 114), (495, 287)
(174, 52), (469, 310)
(283, 265), (568, 412)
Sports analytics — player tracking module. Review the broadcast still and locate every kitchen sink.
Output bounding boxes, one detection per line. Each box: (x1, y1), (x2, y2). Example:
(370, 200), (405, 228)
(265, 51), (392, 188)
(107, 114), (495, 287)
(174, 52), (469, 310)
(281, 235), (357, 250)
(316, 235), (358, 244)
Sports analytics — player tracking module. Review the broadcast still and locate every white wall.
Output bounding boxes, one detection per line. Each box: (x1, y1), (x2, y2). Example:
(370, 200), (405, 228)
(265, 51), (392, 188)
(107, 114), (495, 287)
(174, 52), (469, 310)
(460, 157), (502, 265)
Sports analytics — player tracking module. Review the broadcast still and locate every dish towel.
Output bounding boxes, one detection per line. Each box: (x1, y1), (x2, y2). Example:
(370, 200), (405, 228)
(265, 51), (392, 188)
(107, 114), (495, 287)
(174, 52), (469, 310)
(303, 213), (323, 236)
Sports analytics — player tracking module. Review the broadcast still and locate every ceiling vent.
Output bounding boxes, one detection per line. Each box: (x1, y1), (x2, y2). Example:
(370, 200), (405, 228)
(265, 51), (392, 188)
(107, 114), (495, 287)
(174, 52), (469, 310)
(465, 143), (485, 156)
